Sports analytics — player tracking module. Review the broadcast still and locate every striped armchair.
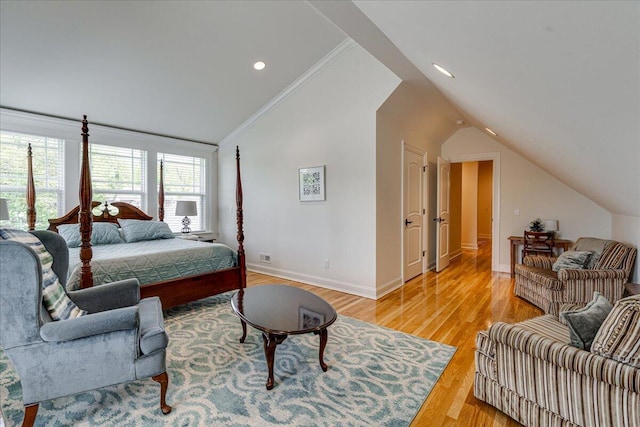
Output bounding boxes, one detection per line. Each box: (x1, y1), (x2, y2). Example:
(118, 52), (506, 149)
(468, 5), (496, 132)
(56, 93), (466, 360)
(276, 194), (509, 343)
(475, 314), (640, 427)
(514, 237), (637, 315)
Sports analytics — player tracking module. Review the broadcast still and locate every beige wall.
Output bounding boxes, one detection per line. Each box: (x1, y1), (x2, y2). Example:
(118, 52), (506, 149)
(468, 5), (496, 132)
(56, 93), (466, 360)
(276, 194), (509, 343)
(449, 162), (462, 258)
(443, 127), (611, 272)
(376, 82), (458, 294)
(461, 162), (478, 249)
(477, 160), (493, 239)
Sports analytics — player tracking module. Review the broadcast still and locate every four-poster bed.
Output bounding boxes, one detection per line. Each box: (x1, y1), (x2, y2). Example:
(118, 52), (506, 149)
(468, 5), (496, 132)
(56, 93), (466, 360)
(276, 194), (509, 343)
(27, 115), (246, 309)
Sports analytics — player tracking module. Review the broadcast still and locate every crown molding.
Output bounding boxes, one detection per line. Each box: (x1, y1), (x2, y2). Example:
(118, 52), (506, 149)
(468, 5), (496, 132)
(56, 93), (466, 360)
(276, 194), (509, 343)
(219, 38), (357, 147)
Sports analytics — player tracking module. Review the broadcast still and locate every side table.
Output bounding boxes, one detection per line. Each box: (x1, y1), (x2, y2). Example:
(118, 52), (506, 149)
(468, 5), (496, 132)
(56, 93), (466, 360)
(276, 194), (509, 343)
(624, 282), (640, 297)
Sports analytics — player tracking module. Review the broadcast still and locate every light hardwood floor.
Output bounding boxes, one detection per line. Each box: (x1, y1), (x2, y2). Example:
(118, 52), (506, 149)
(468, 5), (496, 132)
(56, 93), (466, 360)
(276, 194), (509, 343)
(246, 240), (542, 426)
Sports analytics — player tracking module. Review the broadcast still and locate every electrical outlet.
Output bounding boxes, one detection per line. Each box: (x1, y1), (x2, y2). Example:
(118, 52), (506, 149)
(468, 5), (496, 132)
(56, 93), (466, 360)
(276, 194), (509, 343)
(259, 253), (271, 263)
(324, 259), (330, 269)
(514, 208), (520, 216)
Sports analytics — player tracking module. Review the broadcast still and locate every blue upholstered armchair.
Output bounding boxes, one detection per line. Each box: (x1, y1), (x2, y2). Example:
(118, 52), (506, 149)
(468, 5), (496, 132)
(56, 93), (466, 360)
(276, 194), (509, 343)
(0, 230), (171, 426)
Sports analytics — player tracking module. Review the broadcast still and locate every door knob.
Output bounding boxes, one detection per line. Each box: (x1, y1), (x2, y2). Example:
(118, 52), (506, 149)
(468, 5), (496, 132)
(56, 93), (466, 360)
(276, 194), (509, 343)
(433, 217), (443, 223)
(405, 219), (413, 226)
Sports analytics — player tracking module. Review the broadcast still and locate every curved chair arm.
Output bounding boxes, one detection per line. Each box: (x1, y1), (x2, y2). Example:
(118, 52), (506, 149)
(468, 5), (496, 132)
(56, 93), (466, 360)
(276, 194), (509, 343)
(67, 278), (141, 313)
(523, 255), (557, 269)
(558, 268), (628, 281)
(40, 306), (138, 342)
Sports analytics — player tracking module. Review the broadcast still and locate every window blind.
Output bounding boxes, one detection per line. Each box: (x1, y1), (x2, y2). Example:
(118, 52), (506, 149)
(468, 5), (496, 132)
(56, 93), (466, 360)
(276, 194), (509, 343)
(0, 131), (65, 229)
(159, 152), (207, 233)
(90, 143), (147, 209)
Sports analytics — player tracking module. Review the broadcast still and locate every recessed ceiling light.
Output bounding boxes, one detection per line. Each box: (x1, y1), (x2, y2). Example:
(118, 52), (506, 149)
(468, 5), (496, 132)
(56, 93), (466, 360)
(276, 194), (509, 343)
(433, 63), (454, 78)
(253, 61), (266, 71)
(485, 127), (497, 136)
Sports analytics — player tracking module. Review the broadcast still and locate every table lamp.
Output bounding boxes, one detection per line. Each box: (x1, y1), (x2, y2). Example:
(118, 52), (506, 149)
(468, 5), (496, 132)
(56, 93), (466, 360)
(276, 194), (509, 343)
(0, 198), (9, 222)
(175, 201), (197, 234)
(544, 219), (559, 236)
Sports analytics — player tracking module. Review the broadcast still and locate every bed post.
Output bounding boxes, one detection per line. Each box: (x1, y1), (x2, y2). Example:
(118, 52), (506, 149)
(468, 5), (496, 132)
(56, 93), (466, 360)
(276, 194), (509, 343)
(236, 146), (246, 288)
(158, 160), (165, 222)
(26, 143), (36, 230)
(79, 115), (93, 289)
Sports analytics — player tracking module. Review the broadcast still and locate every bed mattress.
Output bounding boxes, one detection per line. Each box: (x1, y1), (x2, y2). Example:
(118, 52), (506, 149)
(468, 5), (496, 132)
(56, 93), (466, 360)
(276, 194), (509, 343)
(66, 238), (237, 291)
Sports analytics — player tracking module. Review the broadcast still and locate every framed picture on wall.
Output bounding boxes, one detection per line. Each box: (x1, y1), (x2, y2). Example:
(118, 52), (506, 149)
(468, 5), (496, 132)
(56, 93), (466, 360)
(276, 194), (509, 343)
(299, 166), (325, 201)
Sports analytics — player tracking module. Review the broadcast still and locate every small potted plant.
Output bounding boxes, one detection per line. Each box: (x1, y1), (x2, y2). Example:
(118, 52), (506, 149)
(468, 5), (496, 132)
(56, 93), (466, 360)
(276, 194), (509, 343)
(529, 218), (544, 232)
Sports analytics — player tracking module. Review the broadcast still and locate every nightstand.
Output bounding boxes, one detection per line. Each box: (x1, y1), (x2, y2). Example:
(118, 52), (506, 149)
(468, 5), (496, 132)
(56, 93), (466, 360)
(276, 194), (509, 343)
(176, 233), (216, 243)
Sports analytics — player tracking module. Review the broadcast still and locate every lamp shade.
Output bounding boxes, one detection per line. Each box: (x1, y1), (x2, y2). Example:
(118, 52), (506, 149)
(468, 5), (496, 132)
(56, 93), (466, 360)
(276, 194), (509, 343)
(0, 198), (9, 221)
(544, 219), (559, 232)
(175, 201), (197, 217)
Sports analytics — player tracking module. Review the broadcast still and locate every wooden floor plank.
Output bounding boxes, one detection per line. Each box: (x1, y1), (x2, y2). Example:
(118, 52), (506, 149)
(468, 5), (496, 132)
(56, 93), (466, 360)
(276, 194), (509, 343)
(246, 240), (540, 426)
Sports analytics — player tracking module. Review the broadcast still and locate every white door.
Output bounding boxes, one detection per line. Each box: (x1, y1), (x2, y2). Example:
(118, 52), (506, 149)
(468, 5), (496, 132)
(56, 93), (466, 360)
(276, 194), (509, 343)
(403, 145), (426, 281)
(436, 156), (450, 272)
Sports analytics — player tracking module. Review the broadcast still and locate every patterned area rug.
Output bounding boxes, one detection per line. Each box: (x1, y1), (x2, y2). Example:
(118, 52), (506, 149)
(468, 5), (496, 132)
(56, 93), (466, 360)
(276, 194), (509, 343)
(0, 293), (456, 426)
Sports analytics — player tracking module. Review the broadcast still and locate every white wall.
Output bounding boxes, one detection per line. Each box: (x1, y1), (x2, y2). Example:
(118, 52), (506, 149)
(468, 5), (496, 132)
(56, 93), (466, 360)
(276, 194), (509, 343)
(612, 214), (640, 282)
(218, 43), (400, 299)
(375, 82), (458, 295)
(443, 127), (612, 272)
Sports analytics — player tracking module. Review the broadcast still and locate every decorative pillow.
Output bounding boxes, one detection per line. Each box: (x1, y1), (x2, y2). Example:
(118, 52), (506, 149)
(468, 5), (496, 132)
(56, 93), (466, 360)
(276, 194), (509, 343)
(0, 228), (87, 321)
(591, 294), (640, 368)
(118, 219), (175, 243)
(58, 223), (124, 247)
(91, 222), (125, 245)
(560, 292), (612, 350)
(552, 250), (593, 272)
(57, 224), (82, 248)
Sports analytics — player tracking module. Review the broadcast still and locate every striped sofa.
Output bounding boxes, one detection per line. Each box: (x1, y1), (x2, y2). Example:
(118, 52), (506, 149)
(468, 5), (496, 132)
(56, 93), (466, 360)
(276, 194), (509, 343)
(514, 237), (637, 315)
(474, 306), (640, 427)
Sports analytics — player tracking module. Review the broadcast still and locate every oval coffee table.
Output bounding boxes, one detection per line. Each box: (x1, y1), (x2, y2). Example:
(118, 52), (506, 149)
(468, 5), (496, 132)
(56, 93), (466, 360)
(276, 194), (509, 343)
(230, 285), (337, 390)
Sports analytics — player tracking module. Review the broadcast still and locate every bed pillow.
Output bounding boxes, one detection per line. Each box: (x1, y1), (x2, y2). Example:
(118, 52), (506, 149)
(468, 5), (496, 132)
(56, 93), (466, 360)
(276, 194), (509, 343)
(560, 292), (612, 350)
(0, 228), (87, 320)
(58, 223), (124, 247)
(552, 250), (593, 272)
(118, 219), (175, 243)
(591, 294), (640, 368)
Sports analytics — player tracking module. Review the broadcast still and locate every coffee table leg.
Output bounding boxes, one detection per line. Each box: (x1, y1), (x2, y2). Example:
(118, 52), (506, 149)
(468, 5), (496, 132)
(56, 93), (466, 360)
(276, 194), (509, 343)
(315, 328), (329, 372)
(262, 332), (286, 390)
(239, 320), (247, 343)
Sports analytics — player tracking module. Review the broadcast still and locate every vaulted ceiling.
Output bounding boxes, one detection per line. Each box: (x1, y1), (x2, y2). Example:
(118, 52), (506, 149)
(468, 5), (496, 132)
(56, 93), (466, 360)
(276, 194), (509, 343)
(1, 1), (638, 217)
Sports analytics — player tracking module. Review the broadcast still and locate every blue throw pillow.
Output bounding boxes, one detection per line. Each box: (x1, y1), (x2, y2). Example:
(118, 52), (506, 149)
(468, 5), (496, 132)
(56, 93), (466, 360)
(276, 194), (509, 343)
(552, 250), (593, 272)
(560, 292), (613, 351)
(58, 222), (124, 247)
(118, 219), (175, 243)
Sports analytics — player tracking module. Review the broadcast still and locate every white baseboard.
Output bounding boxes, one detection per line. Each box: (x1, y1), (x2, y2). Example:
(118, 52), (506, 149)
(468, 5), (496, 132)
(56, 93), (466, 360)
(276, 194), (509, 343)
(498, 263), (511, 273)
(247, 263), (377, 300)
(462, 243), (479, 250)
(449, 249), (463, 261)
(376, 277), (403, 298)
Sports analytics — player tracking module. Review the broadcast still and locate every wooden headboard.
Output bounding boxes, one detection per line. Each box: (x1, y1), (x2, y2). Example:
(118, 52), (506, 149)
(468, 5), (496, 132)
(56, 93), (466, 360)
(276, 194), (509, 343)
(47, 201), (153, 232)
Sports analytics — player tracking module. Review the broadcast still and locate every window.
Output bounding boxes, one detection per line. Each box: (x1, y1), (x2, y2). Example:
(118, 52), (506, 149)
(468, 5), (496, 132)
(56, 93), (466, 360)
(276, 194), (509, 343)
(159, 153), (207, 233)
(0, 131), (65, 229)
(90, 144), (147, 209)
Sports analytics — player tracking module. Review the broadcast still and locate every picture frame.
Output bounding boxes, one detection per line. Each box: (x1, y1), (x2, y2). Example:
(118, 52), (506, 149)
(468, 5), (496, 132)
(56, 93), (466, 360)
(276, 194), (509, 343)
(299, 166), (325, 201)
(299, 306), (325, 329)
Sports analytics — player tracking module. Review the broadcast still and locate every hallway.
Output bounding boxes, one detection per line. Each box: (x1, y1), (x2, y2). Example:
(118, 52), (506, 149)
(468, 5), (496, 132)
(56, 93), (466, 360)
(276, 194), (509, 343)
(247, 240), (542, 426)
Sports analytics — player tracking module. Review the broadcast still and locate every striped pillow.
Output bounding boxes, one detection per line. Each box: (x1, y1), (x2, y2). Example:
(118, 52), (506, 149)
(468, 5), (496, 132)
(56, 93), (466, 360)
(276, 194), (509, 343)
(591, 295), (640, 368)
(594, 242), (629, 270)
(0, 228), (87, 321)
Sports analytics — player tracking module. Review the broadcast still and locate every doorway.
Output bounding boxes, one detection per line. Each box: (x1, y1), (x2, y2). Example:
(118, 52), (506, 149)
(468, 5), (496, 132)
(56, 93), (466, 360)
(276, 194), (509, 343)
(445, 152), (500, 271)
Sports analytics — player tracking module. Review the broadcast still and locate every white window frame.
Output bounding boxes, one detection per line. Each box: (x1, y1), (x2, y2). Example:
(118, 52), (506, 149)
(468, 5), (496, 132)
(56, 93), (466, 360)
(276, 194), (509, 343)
(0, 108), (218, 233)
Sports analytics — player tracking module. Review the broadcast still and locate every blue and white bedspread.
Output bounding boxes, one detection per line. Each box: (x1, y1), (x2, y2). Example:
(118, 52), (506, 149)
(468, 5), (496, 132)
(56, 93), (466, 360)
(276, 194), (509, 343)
(66, 239), (237, 291)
